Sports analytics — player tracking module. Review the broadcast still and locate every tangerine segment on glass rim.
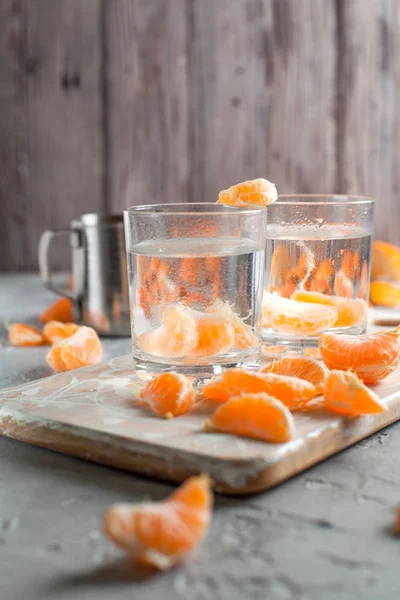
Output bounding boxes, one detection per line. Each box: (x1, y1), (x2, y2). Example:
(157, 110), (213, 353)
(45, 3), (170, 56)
(103, 474), (212, 570)
(217, 178), (278, 207)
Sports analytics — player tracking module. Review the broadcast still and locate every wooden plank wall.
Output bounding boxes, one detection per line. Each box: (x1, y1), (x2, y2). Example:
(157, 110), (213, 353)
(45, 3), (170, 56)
(0, 0), (399, 271)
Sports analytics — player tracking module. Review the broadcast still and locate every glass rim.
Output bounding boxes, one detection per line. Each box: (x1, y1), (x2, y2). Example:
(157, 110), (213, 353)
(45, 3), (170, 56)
(271, 194), (374, 207)
(124, 202), (267, 217)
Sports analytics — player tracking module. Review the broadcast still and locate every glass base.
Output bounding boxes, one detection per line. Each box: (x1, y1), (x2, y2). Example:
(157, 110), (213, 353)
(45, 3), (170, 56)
(262, 325), (367, 355)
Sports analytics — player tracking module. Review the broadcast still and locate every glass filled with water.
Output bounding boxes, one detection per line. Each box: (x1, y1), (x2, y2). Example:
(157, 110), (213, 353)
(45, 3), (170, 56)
(264, 195), (374, 350)
(124, 203), (266, 375)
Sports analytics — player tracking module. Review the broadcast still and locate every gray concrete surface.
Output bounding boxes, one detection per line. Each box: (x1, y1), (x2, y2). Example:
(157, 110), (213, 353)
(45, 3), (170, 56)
(1, 273), (400, 600)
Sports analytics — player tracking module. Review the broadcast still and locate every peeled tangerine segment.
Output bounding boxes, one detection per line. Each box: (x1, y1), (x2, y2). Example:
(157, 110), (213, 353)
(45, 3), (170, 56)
(8, 323), (44, 347)
(324, 370), (386, 416)
(138, 305), (198, 358)
(262, 354), (328, 395)
(206, 300), (258, 349)
(292, 290), (367, 328)
(369, 281), (400, 308)
(204, 392), (295, 443)
(139, 372), (195, 418)
(217, 178), (278, 207)
(371, 240), (400, 281)
(193, 315), (234, 357)
(46, 326), (101, 372)
(103, 474), (212, 570)
(319, 328), (400, 384)
(262, 292), (338, 335)
(202, 377), (230, 403)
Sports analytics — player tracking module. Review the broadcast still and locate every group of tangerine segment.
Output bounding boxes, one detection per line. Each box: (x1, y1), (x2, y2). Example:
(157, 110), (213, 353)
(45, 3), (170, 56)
(262, 292), (338, 335)
(38, 297), (74, 323)
(204, 392), (295, 443)
(206, 300), (258, 349)
(193, 315), (234, 358)
(324, 370), (386, 416)
(369, 281), (400, 308)
(217, 178), (278, 207)
(138, 372), (195, 419)
(103, 474), (212, 569)
(262, 354), (328, 395)
(292, 290), (367, 329)
(202, 376), (230, 403)
(138, 305), (198, 359)
(371, 240), (400, 281)
(8, 323), (44, 346)
(319, 328), (400, 384)
(46, 326), (102, 372)
(42, 321), (80, 344)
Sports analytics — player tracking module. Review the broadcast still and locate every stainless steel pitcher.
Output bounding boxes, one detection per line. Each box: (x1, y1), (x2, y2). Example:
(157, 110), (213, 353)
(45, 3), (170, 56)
(38, 214), (130, 336)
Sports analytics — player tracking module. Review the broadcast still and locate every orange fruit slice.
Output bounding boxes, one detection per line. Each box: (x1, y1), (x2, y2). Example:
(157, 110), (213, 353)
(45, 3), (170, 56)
(103, 474), (212, 569)
(202, 377), (230, 403)
(217, 178), (277, 207)
(268, 246), (292, 293)
(292, 290), (367, 328)
(139, 372), (195, 418)
(369, 281), (400, 308)
(334, 271), (354, 298)
(262, 292), (338, 335)
(42, 321), (80, 344)
(371, 240), (400, 281)
(38, 297), (74, 323)
(206, 301), (258, 349)
(46, 326), (102, 372)
(204, 392), (295, 443)
(8, 323), (44, 346)
(193, 315), (234, 357)
(262, 354), (328, 395)
(138, 305), (198, 359)
(319, 328), (400, 384)
(324, 370), (386, 416)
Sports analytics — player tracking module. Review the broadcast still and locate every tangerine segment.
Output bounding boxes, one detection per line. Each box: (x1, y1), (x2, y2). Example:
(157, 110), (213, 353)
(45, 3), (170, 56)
(334, 271), (354, 298)
(369, 281), (400, 307)
(42, 321), (80, 344)
(319, 329), (400, 384)
(371, 240), (400, 281)
(138, 305), (198, 358)
(291, 290), (367, 328)
(139, 372), (195, 418)
(8, 323), (44, 346)
(262, 354), (328, 395)
(217, 178), (278, 207)
(193, 315), (234, 357)
(223, 369), (316, 409)
(324, 370), (386, 416)
(202, 377), (230, 403)
(204, 392), (295, 443)
(206, 301), (258, 349)
(46, 326), (102, 372)
(38, 297), (74, 323)
(262, 292), (338, 335)
(103, 474), (212, 569)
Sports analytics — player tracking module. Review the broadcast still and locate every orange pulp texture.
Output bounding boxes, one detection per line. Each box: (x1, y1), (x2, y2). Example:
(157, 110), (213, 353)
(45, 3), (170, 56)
(319, 328), (400, 384)
(103, 474), (212, 569)
(42, 321), (80, 344)
(38, 297), (74, 323)
(8, 323), (44, 347)
(263, 292), (338, 335)
(324, 370), (386, 416)
(46, 326), (102, 372)
(206, 300), (258, 349)
(139, 372), (195, 419)
(138, 305), (198, 359)
(202, 377), (230, 403)
(262, 354), (328, 395)
(292, 290), (367, 328)
(217, 178), (278, 207)
(193, 315), (234, 357)
(204, 392), (295, 443)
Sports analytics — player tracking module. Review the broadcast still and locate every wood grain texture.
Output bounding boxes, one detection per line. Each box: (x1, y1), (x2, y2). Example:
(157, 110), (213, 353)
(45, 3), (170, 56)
(105, 0), (188, 211)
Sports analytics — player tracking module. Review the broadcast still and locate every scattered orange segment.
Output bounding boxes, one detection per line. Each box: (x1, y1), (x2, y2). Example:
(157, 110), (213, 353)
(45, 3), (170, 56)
(217, 178), (278, 207)
(204, 392), (295, 443)
(42, 321), (79, 344)
(263, 292), (338, 335)
(206, 301), (257, 349)
(8, 323), (44, 347)
(292, 290), (367, 328)
(262, 354), (328, 395)
(138, 305), (198, 358)
(103, 474), (212, 569)
(38, 297), (74, 323)
(369, 281), (400, 308)
(371, 241), (400, 281)
(139, 372), (195, 419)
(46, 326), (102, 372)
(324, 370), (386, 416)
(194, 315), (234, 357)
(202, 377), (230, 403)
(319, 328), (400, 384)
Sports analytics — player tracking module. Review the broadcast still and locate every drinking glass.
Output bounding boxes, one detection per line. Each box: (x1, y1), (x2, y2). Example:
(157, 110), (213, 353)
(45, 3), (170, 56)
(263, 195), (374, 350)
(124, 203), (266, 376)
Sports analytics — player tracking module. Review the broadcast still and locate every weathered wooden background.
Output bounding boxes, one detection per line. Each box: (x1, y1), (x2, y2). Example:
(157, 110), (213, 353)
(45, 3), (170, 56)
(0, 0), (399, 271)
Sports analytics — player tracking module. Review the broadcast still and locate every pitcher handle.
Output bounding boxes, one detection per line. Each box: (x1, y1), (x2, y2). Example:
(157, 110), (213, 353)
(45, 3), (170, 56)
(38, 230), (80, 301)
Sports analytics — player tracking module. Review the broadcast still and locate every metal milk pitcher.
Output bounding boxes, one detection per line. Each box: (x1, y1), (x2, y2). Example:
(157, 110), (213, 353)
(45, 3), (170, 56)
(38, 214), (130, 336)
